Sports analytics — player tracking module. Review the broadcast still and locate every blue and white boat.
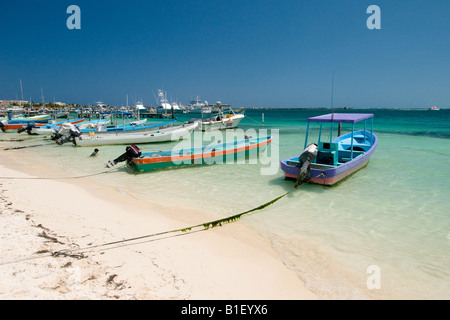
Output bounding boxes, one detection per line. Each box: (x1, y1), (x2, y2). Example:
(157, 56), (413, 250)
(78, 119), (176, 134)
(280, 113), (378, 186)
(52, 118), (177, 145)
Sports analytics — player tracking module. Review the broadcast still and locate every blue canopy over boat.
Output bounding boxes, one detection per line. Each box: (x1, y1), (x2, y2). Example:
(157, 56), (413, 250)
(280, 112), (377, 186)
(308, 113), (374, 123)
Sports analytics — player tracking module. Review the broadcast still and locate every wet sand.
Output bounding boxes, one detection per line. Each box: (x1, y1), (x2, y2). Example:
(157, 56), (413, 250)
(0, 141), (317, 300)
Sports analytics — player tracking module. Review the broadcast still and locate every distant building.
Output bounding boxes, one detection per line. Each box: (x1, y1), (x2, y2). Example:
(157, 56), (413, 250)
(0, 100), (29, 108)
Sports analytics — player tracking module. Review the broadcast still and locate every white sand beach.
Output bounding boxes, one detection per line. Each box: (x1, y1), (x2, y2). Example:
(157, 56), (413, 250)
(0, 148), (317, 300)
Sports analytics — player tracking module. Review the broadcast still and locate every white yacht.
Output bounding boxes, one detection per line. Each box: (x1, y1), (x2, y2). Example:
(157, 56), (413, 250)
(156, 89), (181, 112)
(188, 96), (211, 113)
(196, 103), (245, 131)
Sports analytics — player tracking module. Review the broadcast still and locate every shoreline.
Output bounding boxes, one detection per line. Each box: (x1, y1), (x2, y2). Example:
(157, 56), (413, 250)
(0, 142), (317, 300)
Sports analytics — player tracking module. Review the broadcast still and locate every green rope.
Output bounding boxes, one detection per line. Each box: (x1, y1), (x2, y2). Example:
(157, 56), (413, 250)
(57, 190), (291, 256)
(3, 143), (49, 150)
(0, 165), (122, 180)
(0, 190), (292, 265)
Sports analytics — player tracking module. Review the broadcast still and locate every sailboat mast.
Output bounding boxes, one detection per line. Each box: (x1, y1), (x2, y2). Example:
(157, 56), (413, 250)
(19, 79), (23, 107)
(331, 72), (334, 118)
(330, 72), (335, 142)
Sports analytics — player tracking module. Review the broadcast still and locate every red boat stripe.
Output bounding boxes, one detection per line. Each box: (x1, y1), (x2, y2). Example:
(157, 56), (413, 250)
(133, 139), (271, 164)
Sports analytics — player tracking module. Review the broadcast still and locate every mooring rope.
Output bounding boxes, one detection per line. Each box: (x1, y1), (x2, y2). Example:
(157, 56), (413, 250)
(0, 169), (118, 180)
(51, 190), (291, 259)
(0, 190), (292, 266)
(3, 143), (50, 150)
(0, 139), (25, 142)
(74, 190), (291, 253)
(0, 164), (123, 180)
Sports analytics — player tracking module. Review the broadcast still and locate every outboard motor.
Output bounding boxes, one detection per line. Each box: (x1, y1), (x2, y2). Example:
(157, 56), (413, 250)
(53, 123), (82, 145)
(106, 145), (142, 168)
(51, 123), (69, 141)
(17, 122), (37, 135)
(295, 143), (318, 188)
(51, 128), (63, 141)
(0, 120), (6, 132)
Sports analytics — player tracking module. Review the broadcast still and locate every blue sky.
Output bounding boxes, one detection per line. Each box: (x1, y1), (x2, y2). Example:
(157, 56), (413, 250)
(1, 0), (450, 108)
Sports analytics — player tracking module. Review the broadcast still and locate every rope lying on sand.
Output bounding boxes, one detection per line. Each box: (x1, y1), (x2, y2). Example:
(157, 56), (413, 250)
(74, 190), (291, 252)
(0, 169), (118, 180)
(3, 143), (49, 150)
(0, 166), (122, 180)
(0, 190), (292, 266)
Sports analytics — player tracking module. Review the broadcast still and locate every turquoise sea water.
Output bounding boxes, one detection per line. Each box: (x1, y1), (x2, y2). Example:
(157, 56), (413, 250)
(2, 108), (449, 299)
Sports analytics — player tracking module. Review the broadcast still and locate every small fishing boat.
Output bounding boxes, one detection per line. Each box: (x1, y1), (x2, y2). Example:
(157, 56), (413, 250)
(6, 114), (52, 124)
(280, 113), (377, 186)
(186, 96), (211, 113)
(16, 118), (86, 135)
(191, 105), (245, 131)
(76, 118), (111, 129)
(106, 136), (272, 173)
(2, 118), (85, 134)
(0, 113), (53, 132)
(73, 121), (199, 147)
(78, 118), (175, 134)
(52, 119), (177, 145)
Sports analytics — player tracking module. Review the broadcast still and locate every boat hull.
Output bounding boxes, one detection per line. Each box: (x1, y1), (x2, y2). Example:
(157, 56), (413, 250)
(79, 119), (175, 134)
(29, 118), (86, 135)
(129, 136), (272, 173)
(281, 130), (377, 186)
(282, 157), (370, 186)
(200, 114), (245, 131)
(7, 114), (52, 124)
(74, 122), (198, 147)
(3, 118), (85, 133)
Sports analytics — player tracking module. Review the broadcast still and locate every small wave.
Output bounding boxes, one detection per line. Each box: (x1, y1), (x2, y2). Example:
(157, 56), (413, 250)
(376, 129), (450, 139)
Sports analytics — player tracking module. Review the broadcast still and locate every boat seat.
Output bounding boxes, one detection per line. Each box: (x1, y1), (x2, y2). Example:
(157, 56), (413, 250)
(338, 150), (365, 163)
(286, 160), (300, 166)
(319, 142), (339, 152)
(340, 143), (371, 150)
(311, 163), (335, 169)
(315, 142), (338, 166)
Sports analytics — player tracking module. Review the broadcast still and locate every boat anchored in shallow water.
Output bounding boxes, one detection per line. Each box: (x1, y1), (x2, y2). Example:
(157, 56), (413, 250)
(0, 114), (53, 133)
(73, 121), (199, 147)
(188, 103), (245, 131)
(106, 136), (272, 173)
(280, 113), (377, 186)
(51, 119), (176, 145)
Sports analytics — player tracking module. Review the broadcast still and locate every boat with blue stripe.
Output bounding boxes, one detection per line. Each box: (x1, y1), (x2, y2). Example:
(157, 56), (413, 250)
(280, 113), (377, 186)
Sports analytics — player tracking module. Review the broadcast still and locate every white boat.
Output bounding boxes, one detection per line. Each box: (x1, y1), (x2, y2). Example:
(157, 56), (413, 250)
(187, 96), (211, 114)
(52, 119), (176, 145)
(134, 101), (147, 117)
(196, 106), (245, 131)
(429, 106), (440, 110)
(77, 119), (112, 129)
(20, 118), (87, 135)
(80, 118), (146, 131)
(156, 89), (181, 112)
(73, 121), (199, 147)
(28, 118), (112, 135)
